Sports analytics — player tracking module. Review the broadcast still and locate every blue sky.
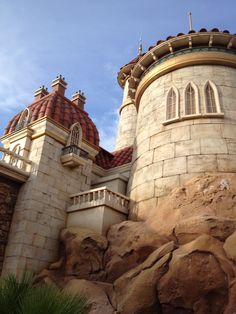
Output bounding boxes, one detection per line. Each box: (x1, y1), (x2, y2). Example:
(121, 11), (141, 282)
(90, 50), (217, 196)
(0, 0), (235, 151)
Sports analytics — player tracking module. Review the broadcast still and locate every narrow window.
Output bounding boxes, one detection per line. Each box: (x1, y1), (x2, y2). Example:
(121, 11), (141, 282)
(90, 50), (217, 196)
(68, 123), (82, 147)
(204, 81), (220, 113)
(16, 108), (31, 131)
(184, 82), (199, 115)
(166, 87), (179, 121)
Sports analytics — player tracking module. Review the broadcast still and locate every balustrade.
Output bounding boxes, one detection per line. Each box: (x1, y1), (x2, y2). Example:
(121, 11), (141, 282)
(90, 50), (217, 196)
(0, 147), (31, 172)
(70, 186), (129, 214)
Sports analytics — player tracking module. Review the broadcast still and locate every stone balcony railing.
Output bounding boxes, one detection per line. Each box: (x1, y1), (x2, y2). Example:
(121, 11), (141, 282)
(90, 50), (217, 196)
(0, 147), (32, 182)
(69, 186), (129, 215)
(67, 186), (129, 234)
(61, 145), (89, 168)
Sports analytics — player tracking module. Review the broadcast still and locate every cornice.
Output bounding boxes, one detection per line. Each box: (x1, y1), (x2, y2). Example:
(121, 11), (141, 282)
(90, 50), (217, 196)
(135, 50), (236, 109)
(117, 32), (236, 103)
(119, 97), (136, 114)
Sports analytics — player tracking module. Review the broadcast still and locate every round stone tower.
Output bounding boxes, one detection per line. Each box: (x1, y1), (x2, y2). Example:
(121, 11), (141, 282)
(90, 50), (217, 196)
(118, 28), (236, 220)
(115, 62), (138, 150)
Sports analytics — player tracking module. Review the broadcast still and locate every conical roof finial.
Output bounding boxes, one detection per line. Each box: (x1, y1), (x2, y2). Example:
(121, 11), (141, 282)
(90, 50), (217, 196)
(138, 34), (143, 56)
(188, 12), (193, 31)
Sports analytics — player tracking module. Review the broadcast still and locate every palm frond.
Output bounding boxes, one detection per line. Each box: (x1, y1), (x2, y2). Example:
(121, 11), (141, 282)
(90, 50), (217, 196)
(0, 273), (88, 314)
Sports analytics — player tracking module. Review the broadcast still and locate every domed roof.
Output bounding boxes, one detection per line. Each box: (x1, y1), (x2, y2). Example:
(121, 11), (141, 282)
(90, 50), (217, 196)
(5, 91), (100, 146)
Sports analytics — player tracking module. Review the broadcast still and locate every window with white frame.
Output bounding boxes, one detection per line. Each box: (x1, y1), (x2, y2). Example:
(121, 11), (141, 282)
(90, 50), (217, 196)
(163, 81), (223, 125)
(184, 82), (199, 116)
(166, 86), (179, 121)
(204, 81), (221, 113)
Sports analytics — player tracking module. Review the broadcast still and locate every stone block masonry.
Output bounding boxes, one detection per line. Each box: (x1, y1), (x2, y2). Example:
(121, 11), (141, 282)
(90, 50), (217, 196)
(128, 65), (236, 220)
(0, 177), (20, 274)
(2, 133), (92, 276)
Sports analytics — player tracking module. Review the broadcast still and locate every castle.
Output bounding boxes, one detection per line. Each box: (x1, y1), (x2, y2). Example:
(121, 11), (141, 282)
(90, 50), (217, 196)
(0, 27), (236, 277)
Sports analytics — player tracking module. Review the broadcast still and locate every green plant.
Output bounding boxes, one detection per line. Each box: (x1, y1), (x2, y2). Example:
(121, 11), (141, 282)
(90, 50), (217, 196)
(0, 273), (87, 314)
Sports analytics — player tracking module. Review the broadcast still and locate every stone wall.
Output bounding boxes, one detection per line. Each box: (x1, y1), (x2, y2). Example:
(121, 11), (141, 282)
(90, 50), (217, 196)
(2, 133), (92, 276)
(115, 101), (137, 150)
(128, 65), (236, 220)
(0, 176), (20, 274)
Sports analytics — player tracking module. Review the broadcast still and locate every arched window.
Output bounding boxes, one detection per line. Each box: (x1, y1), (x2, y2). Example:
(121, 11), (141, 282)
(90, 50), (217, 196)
(184, 82), (199, 116)
(67, 123), (82, 147)
(16, 108), (31, 131)
(166, 86), (179, 121)
(204, 81), (221, 113)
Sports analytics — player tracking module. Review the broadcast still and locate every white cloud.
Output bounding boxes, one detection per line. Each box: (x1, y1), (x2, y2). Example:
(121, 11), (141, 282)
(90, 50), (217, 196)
(104, 62), (118, 79)
(92, 107), (119, 152)
(0, 47), (42, 114)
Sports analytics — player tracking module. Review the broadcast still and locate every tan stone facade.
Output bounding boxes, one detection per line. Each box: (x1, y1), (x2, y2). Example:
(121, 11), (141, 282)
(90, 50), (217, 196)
(2, 125), (92, 276)
(115, 98), (137, 150)
(115, 79), (137, 150)
(128, 65), (236, 220)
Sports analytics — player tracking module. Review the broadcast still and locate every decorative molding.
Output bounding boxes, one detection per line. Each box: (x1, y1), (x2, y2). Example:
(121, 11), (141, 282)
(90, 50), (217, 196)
(1, 128), (34, 144)
(119, 97), (136, 114)
(0, 161), (30, 183)
(135, 51), (236, 109)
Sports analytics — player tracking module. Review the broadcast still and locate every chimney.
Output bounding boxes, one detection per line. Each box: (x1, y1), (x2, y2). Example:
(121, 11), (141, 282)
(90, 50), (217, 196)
(34, 85), (49, 101)
(51, 75), (67, 96)
(71, 90), (86, 110)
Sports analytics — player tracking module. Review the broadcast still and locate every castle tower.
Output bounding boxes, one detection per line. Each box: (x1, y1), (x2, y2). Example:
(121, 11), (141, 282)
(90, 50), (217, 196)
(115, 67), (137, 150)
(117, 28), (236, 220)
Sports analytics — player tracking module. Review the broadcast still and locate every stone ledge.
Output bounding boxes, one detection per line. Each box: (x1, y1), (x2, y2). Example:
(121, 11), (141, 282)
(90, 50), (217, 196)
(0, 161), (30, 183)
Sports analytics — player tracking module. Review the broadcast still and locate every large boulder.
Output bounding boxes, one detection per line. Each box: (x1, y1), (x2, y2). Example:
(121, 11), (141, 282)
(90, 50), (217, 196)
(147, 174), (236, 244)
(113, 241), (175, 314)
(157, 234), (234, 314)
(37, 227), (108, 283)
(104, 220), (170, 281)
(113, 235), (235, 314)
(224, 230), (236, 262)
(36, 175), (236, 312)
(64, 279), (115, 314)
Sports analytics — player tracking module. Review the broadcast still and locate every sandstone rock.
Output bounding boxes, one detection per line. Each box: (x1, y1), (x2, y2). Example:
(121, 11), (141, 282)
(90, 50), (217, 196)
(224, 231), (236, 262)
(157, 234), (234, 314)
(224, 279), (236, 314)
(113, 235), (235, 314)
(38, 227), (108, 283)
(113, 242), (175, 314)
(104, 220), (170, 281)
(61, 227), (108, 280)
(148, 174), (236, 244)
(36, 175), (236, 312)
(64, 279), (115, 314)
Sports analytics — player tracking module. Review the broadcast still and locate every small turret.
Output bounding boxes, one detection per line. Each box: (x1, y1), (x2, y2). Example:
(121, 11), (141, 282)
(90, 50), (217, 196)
(115, 77), (137, 150)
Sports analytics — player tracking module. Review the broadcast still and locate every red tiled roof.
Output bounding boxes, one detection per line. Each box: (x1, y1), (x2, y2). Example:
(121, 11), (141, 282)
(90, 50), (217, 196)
(5, 92), (99, 146)
(95, 146), (133, 169)
(119, 28), (233, 72)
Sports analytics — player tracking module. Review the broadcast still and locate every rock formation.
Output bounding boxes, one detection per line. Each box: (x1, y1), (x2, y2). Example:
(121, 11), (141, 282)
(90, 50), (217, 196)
(38, 175), (236, 313)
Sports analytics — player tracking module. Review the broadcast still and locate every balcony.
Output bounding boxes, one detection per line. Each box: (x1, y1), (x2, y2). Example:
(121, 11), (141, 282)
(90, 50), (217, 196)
(67, 187), (129, 235)
(61, 145), (89, 168)
(0, 147), (32, 183)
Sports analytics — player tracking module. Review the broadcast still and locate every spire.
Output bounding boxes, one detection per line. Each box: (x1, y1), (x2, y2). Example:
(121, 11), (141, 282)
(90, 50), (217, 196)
(188, 12), (193, 31)
(138, 34), (143, 56)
